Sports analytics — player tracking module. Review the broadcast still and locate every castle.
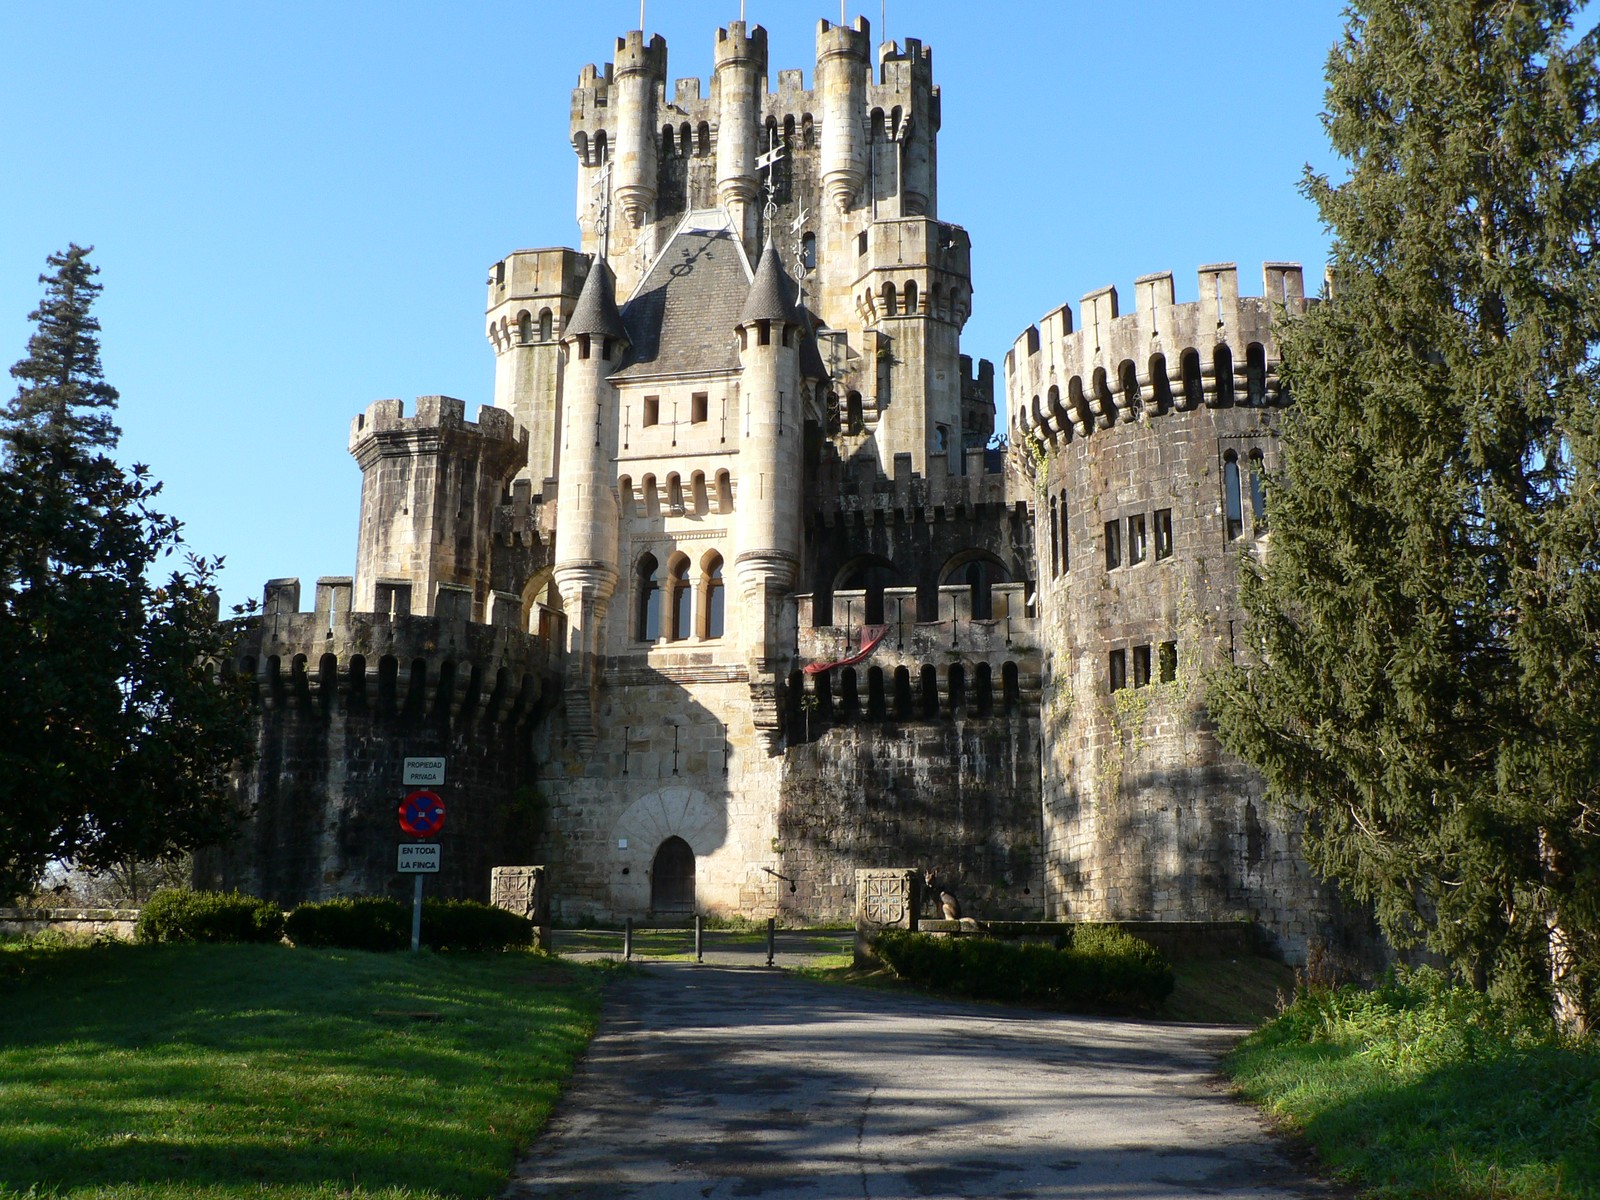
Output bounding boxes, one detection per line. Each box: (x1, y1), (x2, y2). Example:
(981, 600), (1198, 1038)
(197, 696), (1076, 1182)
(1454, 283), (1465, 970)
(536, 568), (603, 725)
(204, 15), (1350, 961)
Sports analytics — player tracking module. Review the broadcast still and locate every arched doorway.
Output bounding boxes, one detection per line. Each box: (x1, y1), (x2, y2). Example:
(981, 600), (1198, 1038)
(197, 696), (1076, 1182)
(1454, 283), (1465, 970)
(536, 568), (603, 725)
(651, 836), (695, 913)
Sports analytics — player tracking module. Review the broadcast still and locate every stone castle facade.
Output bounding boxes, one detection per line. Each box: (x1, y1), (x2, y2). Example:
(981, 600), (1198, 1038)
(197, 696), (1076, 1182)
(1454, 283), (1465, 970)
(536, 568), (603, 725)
(204, 16), (1351, 961)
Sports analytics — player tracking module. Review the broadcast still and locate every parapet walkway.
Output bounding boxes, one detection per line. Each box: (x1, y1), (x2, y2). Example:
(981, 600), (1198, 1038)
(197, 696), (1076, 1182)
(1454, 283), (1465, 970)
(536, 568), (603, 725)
(503, 960), (1338, 1199)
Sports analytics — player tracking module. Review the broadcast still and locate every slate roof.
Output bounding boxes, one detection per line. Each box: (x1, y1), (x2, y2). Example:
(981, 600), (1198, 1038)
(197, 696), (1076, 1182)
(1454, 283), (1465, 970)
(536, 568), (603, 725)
(616, 225), (748, 379)
(564, 257), (627, 343)
(739, 240), (797, 326)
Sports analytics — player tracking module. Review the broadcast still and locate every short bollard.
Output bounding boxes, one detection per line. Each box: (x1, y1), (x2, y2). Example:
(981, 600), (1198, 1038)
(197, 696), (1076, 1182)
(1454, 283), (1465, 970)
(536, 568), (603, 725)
(694, 914), (704, 963)
(624, 917), (633, 962)
(766, 917), (776, 967)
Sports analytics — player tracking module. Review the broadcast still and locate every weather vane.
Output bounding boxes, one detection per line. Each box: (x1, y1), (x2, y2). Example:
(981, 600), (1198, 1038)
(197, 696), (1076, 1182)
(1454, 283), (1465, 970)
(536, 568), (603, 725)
(591, 157), (613, 260)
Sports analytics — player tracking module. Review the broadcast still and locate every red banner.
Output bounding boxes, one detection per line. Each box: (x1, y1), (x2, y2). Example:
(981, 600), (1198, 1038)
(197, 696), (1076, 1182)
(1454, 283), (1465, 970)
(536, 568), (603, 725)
(803, 625), (889, 675)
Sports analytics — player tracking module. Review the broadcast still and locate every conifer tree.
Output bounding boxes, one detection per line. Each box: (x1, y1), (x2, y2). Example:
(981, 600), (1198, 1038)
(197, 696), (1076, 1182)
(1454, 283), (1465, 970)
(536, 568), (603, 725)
(1210, 1), (1600, 1022)
(0, 246), (253, 899)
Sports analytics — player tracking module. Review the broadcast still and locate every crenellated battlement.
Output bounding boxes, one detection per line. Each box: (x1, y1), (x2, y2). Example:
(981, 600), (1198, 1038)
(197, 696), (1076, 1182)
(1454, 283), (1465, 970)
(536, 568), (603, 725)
(808, 449), (1013, 525)
(1005, 261), (1312, 449)
(613, 30), (667, 79)
(713, 20), (766, 69)
(348, 395), (524, 459)
(241, 576), (557, 724)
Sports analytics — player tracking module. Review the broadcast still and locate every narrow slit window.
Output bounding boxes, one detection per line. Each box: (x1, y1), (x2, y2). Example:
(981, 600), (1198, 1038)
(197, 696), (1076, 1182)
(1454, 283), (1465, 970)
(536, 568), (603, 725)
(1108, 648), (1127, 692)
(1249, 449), (1267, 532)
(1154, 508), (1173, 559)
(1049, 496), (1060, 578)
(1104, 519), (1122, 570)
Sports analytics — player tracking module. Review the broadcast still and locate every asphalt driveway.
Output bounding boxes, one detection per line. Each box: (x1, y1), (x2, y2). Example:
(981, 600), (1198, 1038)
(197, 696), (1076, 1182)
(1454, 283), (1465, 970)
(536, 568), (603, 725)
(504, 961), (1334, 1199)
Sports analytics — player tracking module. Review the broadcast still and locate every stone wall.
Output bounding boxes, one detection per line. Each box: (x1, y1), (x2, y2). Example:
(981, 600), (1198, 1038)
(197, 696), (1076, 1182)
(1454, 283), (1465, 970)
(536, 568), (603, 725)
(199, 602), (555, 907)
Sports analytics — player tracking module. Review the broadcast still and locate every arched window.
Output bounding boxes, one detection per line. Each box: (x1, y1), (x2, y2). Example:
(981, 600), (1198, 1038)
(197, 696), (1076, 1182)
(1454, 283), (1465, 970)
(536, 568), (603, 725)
(1149, 352), (1173, 411)
(715, 469), (733, 513)
(697, 121), (711, 156)
(702, 553), (725, 639)
(636, 553), (661, 641)
(882, 282), (898, 317)
(517, 310), (532, 343)
(1180, 349), (1204, 409)
(893, 666), (914, 718)
(1119, 359), (1141, 413)
(903, 280), (918, 315)
(538, 308), (553, 340)
(661, 124), (676, 156)
(1213, 344), (1235, 405)
(667, 555), (691, 641)
(574, 130), (590, 164)
(594, 130), (608, 164)
(1246, 343), (1267, 405)
(1249, 449), (1268, 531)
(1002, 661), (1021, 714)
(616, 475), (635, 518)
(1223, 450), (1244, 539)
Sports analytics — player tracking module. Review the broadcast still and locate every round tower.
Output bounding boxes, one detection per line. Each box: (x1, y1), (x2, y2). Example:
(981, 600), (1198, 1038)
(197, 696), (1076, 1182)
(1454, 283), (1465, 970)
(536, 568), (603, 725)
(816, 17), (870, 213)
(552, 257), (628, 750)
(612, 31), (667, 228)
(713, 21), (768, 256)
(734, 241), (804, 668)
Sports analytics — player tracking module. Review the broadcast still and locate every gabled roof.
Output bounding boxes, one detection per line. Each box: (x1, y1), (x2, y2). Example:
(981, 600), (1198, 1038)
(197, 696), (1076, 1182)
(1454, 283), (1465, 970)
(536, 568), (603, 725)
(564, 256), (627, 343)
(615, 216), (749, 379)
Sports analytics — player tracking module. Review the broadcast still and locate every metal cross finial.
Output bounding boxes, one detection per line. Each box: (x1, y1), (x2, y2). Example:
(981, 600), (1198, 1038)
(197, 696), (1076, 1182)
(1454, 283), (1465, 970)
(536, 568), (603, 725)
(591, 158), (614, 260)
(756, 130), (786, 227)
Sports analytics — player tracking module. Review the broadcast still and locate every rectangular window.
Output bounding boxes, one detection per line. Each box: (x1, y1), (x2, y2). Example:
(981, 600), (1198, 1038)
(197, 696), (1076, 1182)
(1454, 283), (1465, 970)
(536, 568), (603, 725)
(1154, 508), (1173, 559)
(1159, 640), (1178, 684)
(1132, 644), (1152, 687)
(643, 395), (660, 427)
(691, 392), (708, 424)
(857, 231), (868, 256)
(1104, 519), (1122, 570)
(1127, 514), (1147, 565)
(1108, 648), (1127, 692)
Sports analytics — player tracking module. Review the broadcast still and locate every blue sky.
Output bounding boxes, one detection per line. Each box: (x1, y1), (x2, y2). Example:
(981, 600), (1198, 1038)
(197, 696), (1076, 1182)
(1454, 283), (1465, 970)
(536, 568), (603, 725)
(1, 1), (1345, 608)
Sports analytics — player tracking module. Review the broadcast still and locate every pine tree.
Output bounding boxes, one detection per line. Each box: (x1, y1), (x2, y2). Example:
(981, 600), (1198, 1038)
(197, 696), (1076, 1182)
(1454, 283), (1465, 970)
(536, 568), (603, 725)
(1210, 0), (1600, 1024)
(0, 246), (254, 899)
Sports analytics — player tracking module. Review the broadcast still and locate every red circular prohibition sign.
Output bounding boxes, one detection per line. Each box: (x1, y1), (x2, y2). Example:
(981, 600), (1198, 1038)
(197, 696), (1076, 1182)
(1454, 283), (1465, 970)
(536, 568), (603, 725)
(398, 790), (446, 837)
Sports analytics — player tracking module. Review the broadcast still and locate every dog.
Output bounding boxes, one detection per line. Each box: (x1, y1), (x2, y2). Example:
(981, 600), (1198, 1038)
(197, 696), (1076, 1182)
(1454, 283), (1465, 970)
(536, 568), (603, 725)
(923, 870), (961, 921)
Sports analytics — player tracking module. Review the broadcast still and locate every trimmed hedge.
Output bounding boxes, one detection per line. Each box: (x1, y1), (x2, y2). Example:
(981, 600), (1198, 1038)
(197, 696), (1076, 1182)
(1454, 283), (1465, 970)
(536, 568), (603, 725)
(285, 897), (533, 952)
(135, 889), (285, 945)
(874, 924), (1174, 1010)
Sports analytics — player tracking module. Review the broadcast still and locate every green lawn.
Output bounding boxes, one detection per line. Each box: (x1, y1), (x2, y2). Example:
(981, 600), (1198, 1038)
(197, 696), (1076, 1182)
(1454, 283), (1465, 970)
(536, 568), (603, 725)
(0, 939), (608, 1199)
(1227, 969), (1600, 1199)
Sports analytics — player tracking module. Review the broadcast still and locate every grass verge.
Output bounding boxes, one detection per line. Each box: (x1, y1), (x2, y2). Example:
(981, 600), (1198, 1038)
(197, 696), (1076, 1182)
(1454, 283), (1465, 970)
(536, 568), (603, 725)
(1226, 967), (1600, 1199)
(0, 938), (609, 1199)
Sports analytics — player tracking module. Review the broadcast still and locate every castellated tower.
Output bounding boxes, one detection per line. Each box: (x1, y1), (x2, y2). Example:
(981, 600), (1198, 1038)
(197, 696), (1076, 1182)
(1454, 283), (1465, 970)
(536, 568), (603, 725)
(211, 13), (1366, 965)
(1007, 263), (1356, 961)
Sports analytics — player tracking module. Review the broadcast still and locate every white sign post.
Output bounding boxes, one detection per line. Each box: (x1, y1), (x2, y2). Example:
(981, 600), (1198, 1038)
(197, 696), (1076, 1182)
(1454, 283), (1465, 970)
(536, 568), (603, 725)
(398, 844), (441, 952)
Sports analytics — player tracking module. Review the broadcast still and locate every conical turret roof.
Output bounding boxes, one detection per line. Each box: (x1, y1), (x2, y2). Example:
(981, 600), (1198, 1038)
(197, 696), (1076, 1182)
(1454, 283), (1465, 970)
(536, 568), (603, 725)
(738, 239), (797, 327)
(564, 256), (628, 343)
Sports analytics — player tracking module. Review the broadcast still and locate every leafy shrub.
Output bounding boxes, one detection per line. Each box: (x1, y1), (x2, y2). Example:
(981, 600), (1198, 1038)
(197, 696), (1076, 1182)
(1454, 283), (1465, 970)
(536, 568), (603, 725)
(422, 899), (533, 951)
(873, 924), (1174, 1010)
(135, 889), (284, 944)
(286, 897), (533, 952)
(285, 898), (409, 951)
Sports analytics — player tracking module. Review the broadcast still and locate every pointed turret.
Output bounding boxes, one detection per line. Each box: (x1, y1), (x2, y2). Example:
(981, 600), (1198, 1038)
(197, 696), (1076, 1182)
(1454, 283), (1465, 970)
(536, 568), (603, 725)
(564, 256), (629, 348)
(739, 240), (798, 329)
(734, 238), (805, 737)
(553, 253), (627, 756)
